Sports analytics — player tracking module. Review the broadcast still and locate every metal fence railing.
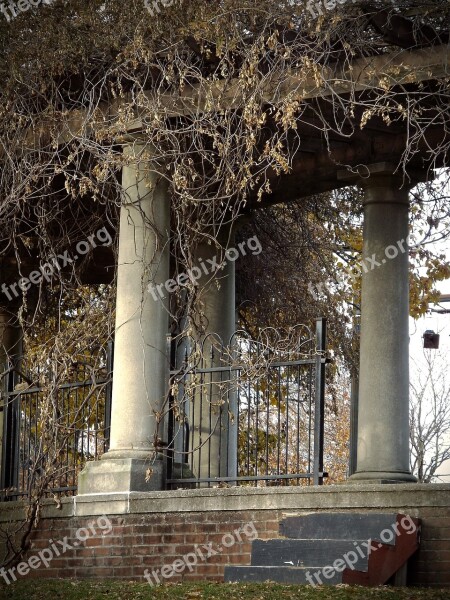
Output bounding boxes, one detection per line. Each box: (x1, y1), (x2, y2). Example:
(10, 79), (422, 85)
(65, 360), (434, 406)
(166, 318), (328, 488)
(0, 344), (112, 500)
(0, 319), (328, 498)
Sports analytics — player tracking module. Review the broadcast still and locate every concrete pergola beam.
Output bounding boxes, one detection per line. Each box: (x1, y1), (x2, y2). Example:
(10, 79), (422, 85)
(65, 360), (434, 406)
(153, 44), (450, 117)
(20, 44), (450, 150)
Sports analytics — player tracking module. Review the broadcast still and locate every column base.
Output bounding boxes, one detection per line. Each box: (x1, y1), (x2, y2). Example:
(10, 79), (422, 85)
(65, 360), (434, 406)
(77, 457), (164, 495)
(348, 470), (418, 484)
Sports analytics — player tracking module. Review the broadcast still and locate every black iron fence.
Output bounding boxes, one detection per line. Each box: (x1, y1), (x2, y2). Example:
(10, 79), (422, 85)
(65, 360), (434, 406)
(166, 318), (328, 488)
(0, 320), (328, 498)
(0, 344), (113, 500)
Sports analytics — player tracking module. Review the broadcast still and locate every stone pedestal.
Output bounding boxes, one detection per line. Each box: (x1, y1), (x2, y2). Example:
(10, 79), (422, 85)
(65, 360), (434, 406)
(77, 458), (164, 494)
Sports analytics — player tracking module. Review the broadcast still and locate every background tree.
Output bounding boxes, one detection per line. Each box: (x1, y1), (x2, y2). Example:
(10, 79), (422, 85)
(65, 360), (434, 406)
(410, 349), (450, 483)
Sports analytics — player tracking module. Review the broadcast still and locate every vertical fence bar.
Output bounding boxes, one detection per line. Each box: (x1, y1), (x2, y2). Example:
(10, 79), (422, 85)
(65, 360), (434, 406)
(307, 362), (313, 479)
(228, 352), (238, 485)
(1, 368), (19, 496)
(285, 365), (289, 478)
(349, 369), (359, 478)
(104, 340), (113, 453)
(189, 346), (195, 479)
(313, 317), (326, 486)
(0, 372), (8, 495)
(165, 334), (175, 489)
(296, 365), (301, 479)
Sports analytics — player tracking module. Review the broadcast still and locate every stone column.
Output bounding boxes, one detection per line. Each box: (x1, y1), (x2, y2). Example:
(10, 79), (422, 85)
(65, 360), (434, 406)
(340, 163), (417, 483)
(194, 236), (237, 481)
(78, 142), (170, 494)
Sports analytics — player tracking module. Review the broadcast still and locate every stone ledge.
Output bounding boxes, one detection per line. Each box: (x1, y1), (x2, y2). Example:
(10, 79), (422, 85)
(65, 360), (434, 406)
(0, 483), (449, 520)
(0, 497), (75, 523)
(127, 483), (450, 516)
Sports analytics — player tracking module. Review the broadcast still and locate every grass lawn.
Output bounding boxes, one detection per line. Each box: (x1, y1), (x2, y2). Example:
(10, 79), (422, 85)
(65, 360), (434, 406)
(1, 581), (449, 600)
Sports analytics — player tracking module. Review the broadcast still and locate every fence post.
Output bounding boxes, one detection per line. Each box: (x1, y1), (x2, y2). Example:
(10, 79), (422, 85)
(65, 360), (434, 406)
(103, 341), (114, 453)
(1, 366), (19, 495)
(0, 370), (5, 494)
(164, 333), (176, 489)
(313, 318), (326, 485)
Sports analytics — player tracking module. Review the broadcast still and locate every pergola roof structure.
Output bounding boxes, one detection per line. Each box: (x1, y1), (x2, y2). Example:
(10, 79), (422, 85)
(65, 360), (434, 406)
(1, 6), (449, 283)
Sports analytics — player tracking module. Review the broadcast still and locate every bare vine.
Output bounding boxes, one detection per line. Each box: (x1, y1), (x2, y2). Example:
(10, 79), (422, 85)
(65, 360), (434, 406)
(0, 0), (449, 571)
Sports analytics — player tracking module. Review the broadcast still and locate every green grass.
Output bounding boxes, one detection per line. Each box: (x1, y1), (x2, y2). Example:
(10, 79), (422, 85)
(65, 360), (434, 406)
(0, 581), (449, 600)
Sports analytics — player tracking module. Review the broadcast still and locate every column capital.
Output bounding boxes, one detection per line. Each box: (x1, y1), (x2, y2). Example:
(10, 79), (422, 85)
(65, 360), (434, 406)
(120, 140), (165, 180)
(121, 138), (156, 154)
(337, 162), (430, 201)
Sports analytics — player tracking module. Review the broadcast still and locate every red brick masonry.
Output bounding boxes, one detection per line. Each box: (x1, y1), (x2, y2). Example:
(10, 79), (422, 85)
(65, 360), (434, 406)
(6, 511), (274, 583)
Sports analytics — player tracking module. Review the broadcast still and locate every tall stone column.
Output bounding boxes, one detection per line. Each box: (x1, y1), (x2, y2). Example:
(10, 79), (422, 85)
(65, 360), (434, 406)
(340, 163), (417, 483)
(78, 142), (170, 494)
(193, 236), (237, 481)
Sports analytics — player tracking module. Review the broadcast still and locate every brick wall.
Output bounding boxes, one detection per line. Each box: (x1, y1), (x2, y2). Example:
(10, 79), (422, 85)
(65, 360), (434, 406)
(4, 510), (279, 585)
(1, 485), (449, 588)
(408, 507), (450, 587)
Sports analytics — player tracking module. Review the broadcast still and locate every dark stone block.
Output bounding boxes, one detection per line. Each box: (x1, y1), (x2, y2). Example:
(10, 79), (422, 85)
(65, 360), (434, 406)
(224, 565), (342, 585)
(279, 512), (399, 544)
(250, 539), (369, 570)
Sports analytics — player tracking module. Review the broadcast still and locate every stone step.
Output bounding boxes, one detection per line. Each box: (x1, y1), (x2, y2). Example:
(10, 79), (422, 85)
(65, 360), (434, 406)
(224, 513), (420, 586)
(250, 538), (369, 570)
(224, 565), (341, 585)
(279, 512), (399, 543)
